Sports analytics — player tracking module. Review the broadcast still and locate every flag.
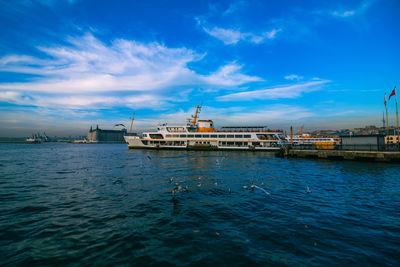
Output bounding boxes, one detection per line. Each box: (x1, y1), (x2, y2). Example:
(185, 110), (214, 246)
(384, 93), (387, 107)
(389, 86), (396, 100)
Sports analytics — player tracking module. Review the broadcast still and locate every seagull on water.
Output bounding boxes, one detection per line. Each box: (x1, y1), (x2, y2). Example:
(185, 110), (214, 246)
(172, 185), (182, 196)
(250, 182), (255, 191)
(306, 186), (312, 194)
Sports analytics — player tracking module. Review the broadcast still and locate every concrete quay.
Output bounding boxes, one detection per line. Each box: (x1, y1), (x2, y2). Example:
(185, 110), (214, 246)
(282, 149), (400, 162)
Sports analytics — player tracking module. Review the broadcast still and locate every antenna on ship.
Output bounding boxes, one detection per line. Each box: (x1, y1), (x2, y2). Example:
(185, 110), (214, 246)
(129, 112), (135, 136)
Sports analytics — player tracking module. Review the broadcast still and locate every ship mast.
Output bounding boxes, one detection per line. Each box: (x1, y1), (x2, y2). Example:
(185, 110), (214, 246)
(189, 103), (202, 126)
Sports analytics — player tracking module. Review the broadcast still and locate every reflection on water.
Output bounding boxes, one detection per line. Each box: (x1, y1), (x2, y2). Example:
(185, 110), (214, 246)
(0, 143), (399, 266)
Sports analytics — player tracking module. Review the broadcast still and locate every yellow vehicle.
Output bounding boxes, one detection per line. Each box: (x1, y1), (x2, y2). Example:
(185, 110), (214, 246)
(316, 141), (335, 150)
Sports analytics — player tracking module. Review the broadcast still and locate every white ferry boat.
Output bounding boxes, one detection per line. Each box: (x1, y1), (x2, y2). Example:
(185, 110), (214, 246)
(124, 105), (286, 151)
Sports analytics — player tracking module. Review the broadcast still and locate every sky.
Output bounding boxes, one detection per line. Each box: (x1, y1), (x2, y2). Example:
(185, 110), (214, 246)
(0, 0), (399, 137)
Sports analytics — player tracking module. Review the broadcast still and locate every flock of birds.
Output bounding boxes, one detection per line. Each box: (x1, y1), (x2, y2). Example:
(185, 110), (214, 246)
(144, 154), (313, 199)
(169, 177), (312, 198)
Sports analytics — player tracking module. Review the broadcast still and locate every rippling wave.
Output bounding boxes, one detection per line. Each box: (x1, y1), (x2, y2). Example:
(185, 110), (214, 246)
(0, 143), (399, 266)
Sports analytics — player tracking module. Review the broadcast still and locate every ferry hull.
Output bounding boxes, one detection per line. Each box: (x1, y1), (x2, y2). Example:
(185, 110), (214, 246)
(126, 145), (281, 152)
(124, 136), (281, 152)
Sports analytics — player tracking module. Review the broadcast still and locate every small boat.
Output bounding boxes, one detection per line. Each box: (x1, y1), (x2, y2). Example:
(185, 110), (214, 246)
(26, 134), (42, 143)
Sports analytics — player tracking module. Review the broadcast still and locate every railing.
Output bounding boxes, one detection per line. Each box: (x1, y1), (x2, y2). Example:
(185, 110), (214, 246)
(289, 144), (400, 152)
(215, 130), (283, 133)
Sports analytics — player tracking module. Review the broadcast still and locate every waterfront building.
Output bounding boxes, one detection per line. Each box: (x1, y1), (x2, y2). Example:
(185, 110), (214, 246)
(87, 125), (127, 143)
(341, 135), (386, 151)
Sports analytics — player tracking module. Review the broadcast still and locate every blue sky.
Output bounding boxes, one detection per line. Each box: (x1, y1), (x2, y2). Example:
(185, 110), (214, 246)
(0, 0), (399, 137)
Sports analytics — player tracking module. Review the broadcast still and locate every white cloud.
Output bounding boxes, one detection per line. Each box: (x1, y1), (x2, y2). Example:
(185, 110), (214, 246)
(25, 0), (78, 7)
(0, 91), (24, 102)
(225, 105), (315, 123)
(284, 74), (304, 81)
(156, 104), (314, 127)
(223, 1), (246, 16)
(0, 33), (261, 109)
(202, 27), (244, 45)
(0, 107), (111, 137)
(217, 79), (330, 101)
(202, 26), (282, 45)
(0, 89), (176, 110)
(263, 28), (282, 39)
(332, 10), (355, 18)
(331, 0), (373, 18)
(204, 62), (263, 86)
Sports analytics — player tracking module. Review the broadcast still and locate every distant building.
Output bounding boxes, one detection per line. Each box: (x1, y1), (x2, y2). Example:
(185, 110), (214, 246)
(87, 125), (127, 143)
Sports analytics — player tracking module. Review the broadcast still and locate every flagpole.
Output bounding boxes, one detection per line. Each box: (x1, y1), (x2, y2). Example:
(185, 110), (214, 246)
(129, 113), (134, 136)
(385, 93), (388, 130)
(395, 87), (399, 131)
(395, 86), (399, 149)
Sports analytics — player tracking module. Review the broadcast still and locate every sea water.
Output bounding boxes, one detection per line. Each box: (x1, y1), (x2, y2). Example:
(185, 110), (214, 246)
(0, 143), (399, 266)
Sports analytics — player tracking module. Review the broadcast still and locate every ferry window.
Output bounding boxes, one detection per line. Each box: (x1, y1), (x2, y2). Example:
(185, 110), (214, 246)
(218, 135), (226, 138)
(180, 134), (187, 138)
(187, 135), (194, 138)
(203, 135), (210, 138)
(243, 142), (248, 145)
(211, 135), (217, 138)
(235, 135), (243, 138)
(244, 135), (251, 138)
(227, 135), (234, 138)
(195, 134), (201, 138)
(166, 134), (172, 138)
(227, 142), (234, 145)
(172, 135), (179, 138)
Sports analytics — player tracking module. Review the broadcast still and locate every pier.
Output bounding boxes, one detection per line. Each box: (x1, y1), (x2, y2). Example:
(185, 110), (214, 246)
(281, 148), (400, 162)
